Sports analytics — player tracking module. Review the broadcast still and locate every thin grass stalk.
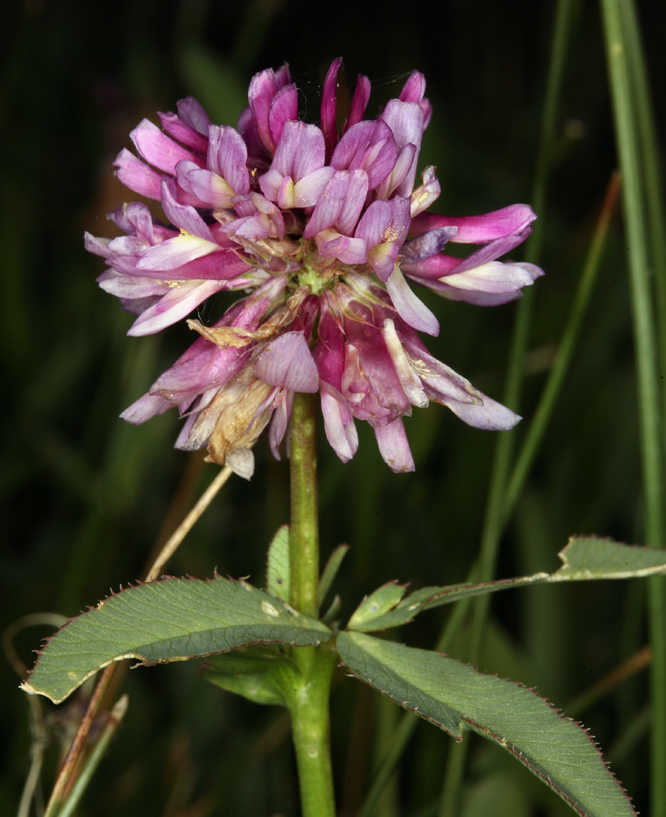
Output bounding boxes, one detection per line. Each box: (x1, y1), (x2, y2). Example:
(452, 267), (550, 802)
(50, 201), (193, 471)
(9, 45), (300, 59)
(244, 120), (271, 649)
(600, 3), (666, 814)
(438, 1), (579, 813)
(503, 172), (620, 517)
(619, 0), (666, 405)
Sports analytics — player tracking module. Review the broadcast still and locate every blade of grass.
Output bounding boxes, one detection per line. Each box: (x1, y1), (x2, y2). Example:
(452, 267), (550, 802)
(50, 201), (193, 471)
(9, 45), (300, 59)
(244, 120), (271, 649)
(438, 0), (580, 814)
(600, 2), (666, 815)
(618, 1), (666, 394)
(504, 172), (620, 517)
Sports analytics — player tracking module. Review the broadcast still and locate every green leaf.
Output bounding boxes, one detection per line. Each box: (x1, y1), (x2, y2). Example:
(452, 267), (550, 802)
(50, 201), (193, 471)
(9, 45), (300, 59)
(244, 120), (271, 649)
(203, 645), (301, 707)
(22, 576), (331, 704)
(337, 632), (635, 817)
(347, 581), (407, 629)
(318, 544), (349, 608)
(267, 525), (290, 602)
(350, 536), (666, 632)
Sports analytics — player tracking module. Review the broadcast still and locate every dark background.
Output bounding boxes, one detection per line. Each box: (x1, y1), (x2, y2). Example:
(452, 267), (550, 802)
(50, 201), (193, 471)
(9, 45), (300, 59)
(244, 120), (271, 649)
(2, 0), (664, 814)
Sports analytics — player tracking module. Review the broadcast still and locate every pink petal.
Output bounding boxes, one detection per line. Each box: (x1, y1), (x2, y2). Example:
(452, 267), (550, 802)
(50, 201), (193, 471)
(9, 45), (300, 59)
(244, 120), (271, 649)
(158, 111), (208, 153)
(161, 180), (215, 241)
(269, 390), (294, 459)
(121, 392), (173, 424)
(304, 170), (368, 238)
(176, 97), (211, 135)
(130, 119), (205, 175)
(249, 68), (279, 154)
(345, 74), (371, 131)
(254, 331), (319, 393)
(441, 261), (541, 293)
(321, 58), (343, 159)
(269, 83), (298, 148)
(386, 267), (439, 336)
(274, 120), (326, 180)
(379, 99), (423, 195)
(439, 390), (521, 430)
(293, 166), (336, 208)
(320, 385), (359, 463)
(113, 149), (164, 200)
(207, 125), (251, 195)
(374, 420), (415, 473)
(410, 204), (537, 242)
(136, 233), (220, 271)
(128, 279), (225, 336)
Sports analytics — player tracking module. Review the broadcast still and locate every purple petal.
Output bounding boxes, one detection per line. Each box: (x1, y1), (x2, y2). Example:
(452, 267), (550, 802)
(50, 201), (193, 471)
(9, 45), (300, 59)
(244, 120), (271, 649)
(275, 64), (291, 90)
(345, 74), (371, 131)
(410, 204), (537, 242)
(293, 166), (336, 208)
(128, 279), (225, 335)
(374, 420), (415, 473)
(380, 142), (417, 199)
(176, 97), (210, 135)
(304, 170), (368, 238)
(408, 277), (525, 306)
(315, 231), (368, 265)
(401, 252), (461, 280)
(130, 119), (205, 175)
(249, 68), (279, 153)
(400, 227), (457, 263)
(158, 111), (208, 153)
(237, 105), (265, 161)
(356, 198), (410, 250)
(386, 267), (439, 336)
(269, 83), (298, 148)
(269, 390), (294, 460)
(111, 202), (157, 241)
(254, 331), (319, 393)
(184, 167), (235, 208)
(85, 232), (111, 258)
(274, 120), (326, 180)
(332, 120), (397, 191)
(356, 197), (411, 279)
(321, 58), (343, 159)
(399, 71), (426, 104)
(97, 270), (168, 299)
(451, 227), (535, 273)
(161, 180), (215, 241)
(379, 99), (423, 195)
(113, 149), (164, 200)
(136, 232), (219, 271)
(207, 126), (250, 195)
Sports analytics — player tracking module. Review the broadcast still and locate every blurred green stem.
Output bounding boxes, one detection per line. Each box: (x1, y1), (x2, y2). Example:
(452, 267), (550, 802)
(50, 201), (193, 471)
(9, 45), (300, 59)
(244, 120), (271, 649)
(600, 2), (666, 814)
(288, 392), (336, 817)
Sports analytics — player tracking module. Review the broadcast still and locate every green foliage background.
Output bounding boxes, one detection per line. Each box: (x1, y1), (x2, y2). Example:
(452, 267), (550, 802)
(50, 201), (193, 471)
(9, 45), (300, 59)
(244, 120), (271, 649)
(1, 0), (664, 814)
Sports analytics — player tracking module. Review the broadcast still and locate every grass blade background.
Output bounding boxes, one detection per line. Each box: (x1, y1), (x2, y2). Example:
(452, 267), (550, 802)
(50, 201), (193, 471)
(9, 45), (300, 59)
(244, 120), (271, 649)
(600, 2), (666, 814)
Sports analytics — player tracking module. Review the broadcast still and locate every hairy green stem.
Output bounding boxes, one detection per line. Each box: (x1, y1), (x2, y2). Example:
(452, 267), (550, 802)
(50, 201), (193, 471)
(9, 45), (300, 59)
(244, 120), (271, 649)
(288, 392), (336, 817)
(290, 392), (320, 620)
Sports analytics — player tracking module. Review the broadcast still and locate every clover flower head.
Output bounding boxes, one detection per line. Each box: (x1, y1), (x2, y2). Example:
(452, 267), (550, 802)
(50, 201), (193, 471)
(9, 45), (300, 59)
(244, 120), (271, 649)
(86, 59), (543, 477)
